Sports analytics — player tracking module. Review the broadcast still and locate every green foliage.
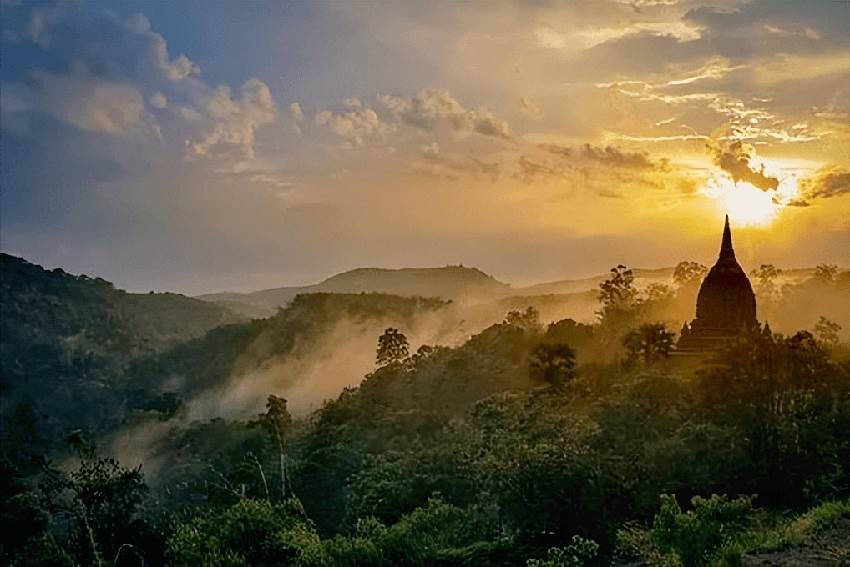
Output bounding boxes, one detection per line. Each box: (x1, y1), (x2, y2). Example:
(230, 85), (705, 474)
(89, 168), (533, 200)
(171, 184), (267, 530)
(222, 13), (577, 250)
(0, 253), (239, 457)
(696, 330), (850, 507)
(651, 494), (753, 566)
(623, 323), (675, 366)
(4, 255), (850, 566)
(618, 497), (850, 566)
(166, 498), (324, 566)
(529, 343), (577, 387)
(526, 536), (599, 567)
(376, 328), (410, 367)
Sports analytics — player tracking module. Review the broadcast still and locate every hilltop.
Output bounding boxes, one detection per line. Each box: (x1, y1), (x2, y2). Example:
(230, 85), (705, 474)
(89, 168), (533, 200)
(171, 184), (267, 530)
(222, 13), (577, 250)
(199, 266), (510, 316)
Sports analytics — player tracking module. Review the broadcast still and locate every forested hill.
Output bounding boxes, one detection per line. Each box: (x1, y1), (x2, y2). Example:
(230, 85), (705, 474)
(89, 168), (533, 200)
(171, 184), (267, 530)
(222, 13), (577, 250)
(0, 253), (240, 357)
(0, 253), (240, 453)
(1, 253), (454, 470)
(199, 266), (510, 316)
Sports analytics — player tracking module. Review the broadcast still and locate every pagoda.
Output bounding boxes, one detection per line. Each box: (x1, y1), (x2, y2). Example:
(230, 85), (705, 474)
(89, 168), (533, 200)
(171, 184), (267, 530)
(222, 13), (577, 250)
(677, 215), (758, 353)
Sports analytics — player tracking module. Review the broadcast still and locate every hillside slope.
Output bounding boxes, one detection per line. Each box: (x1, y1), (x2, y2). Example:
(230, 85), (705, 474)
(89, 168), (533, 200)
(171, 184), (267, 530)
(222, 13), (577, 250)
(0, 253), (240, 451)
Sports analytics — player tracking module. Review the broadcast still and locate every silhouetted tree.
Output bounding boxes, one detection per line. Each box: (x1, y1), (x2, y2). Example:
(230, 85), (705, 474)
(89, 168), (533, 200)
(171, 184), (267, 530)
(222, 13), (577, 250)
(597, 265), (643, 335)
(750, 264), (783, 298)
(623, 323), (675, 366)
(814, 263), (839, 283)
(376, 328), (410, 367)
(673, 261), (707, 286)
(813, 316), (841, 349)
(644, 282), (673, 303)
(503, 306), (541, 331)
(529, 343), (577, 387)
(599, 265), (638, 310)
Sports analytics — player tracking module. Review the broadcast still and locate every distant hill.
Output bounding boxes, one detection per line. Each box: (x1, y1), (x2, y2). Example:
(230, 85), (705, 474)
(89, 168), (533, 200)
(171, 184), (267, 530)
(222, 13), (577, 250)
(198, 266), (682, 317)
(513, 267), (675, 297)
(199, 266), (510, 316)
(1, 253), (240, 357)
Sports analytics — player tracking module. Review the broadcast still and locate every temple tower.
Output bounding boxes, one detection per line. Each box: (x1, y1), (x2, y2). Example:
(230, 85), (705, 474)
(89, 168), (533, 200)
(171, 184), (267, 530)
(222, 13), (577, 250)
(677, 215), (758, 352)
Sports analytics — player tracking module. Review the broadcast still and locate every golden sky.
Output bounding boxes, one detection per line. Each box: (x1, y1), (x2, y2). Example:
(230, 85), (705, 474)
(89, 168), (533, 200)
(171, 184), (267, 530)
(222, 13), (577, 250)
(2, 0), (849, 293)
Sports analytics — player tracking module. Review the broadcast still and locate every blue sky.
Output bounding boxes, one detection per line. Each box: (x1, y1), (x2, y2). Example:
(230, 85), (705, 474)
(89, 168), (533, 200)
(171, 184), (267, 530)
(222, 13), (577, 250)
(2, 0), (849, 294)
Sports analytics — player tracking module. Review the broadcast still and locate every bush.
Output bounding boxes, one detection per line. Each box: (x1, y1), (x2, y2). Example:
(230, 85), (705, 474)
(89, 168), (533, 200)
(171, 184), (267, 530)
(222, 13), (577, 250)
(617, 494), (754, 566)
(526, 535), (599, 566)
(166, 498), (325, 566)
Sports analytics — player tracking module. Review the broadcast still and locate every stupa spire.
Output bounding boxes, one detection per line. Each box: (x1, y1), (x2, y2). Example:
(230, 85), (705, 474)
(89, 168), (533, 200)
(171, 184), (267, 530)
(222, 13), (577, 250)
(719, 214), (734, 259)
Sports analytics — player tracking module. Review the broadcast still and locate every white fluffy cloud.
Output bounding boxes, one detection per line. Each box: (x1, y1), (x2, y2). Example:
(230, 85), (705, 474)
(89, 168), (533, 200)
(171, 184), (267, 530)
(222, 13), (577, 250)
(314, 102), (390, 146)
(187, 79), (278, 160)
(380, 88), (511, 139)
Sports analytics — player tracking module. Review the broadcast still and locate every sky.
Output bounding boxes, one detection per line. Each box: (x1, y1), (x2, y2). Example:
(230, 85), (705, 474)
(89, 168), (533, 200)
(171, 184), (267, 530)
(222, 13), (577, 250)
(1, 0), (849, 295)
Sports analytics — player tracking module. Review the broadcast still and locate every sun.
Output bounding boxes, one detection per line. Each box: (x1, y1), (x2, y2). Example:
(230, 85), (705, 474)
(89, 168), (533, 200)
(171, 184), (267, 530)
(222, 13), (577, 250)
(700, 171), (801, 227)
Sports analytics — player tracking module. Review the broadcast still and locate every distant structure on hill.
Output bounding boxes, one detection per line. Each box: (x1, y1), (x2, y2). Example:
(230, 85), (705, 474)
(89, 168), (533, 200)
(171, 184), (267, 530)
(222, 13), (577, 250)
(677, 215), (759, 354)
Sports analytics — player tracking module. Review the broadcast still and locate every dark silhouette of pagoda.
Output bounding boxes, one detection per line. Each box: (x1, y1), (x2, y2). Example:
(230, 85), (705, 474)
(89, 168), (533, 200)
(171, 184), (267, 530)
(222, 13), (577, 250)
(677, 215), (758, 353)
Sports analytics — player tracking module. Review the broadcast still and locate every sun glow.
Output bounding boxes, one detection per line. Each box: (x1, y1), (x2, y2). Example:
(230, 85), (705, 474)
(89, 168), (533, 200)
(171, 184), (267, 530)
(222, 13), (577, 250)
(701, 164), (802, 227)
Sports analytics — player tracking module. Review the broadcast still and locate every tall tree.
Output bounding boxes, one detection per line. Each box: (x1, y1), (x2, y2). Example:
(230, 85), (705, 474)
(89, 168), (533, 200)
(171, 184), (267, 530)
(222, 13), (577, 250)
(261, 395), (293, 498)
(376, 328), (410, 367)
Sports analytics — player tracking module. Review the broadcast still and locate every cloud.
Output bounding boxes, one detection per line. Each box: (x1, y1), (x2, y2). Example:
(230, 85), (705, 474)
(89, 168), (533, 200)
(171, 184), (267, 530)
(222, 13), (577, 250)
(290, 102), (305, 122)
(148, 92), (167, 109)
(314, 103), (389, 146)
(7, 70), (149, 135)
(410, 145), (500, 182)
(797, 167), (850, 204)
(2, 3), (279, 164)
(709, 139), (779, 191)
(289, 102), (305, 136)
(380, 88), (511, 139)
(187, 78), (278, 160)
(580, 144), (657, 169)
(520, 96), (545, 121)
(541, 142), (661, 170)
(514, 155), (568, 184)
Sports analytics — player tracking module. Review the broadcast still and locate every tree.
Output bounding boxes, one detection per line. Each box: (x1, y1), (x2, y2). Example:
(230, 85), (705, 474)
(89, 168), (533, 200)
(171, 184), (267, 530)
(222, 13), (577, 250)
(750, 264), (783, 298)
(814, 263), (839, 283)
(35, 444), (152, 567)
(166, 498), (324, 566)
(527, 535), (599, 567)
(597, 265), (642, 332)
(623, 323), (675, 366)
(813, 316), (841, 349)
(376, 328), (410, 367)
(599, 265), (638, 310)
(644, 282), (673, 303)
(673, 261), (707, 286)
(504, 306), (541, 331)
(529, 343), (577, 387)
(261, 395), (293, 498)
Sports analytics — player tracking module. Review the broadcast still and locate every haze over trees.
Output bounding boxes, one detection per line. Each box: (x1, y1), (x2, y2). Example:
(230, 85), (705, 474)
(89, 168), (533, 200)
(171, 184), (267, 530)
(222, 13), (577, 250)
(1, 255), (849, 566)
